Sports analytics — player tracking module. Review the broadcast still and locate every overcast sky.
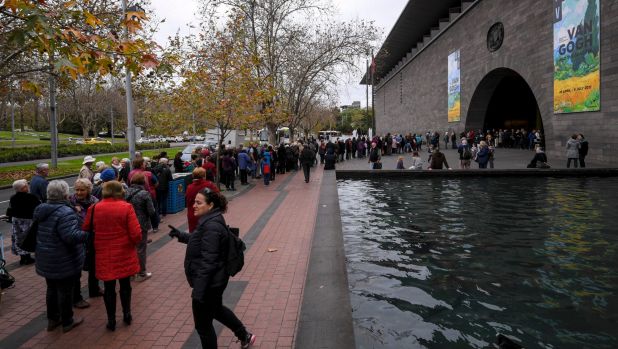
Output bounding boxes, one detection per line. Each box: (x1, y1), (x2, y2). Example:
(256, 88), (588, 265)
(150, 0), (408, 108)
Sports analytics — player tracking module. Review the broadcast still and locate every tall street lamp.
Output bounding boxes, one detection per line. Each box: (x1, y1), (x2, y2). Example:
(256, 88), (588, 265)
(121, 1), (144, 160)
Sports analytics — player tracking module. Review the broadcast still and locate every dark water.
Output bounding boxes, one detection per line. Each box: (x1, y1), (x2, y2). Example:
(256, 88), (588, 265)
(337, 177), (618, 349)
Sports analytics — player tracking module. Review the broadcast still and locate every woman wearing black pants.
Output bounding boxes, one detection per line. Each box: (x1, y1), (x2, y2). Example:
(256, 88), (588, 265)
(84, 181), (142, 331)
(170, 188), (255, 348)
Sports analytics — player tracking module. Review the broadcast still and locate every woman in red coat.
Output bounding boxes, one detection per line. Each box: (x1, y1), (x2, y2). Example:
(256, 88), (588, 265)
(186, 167), (219, 232)
(83, 180), (141, 331)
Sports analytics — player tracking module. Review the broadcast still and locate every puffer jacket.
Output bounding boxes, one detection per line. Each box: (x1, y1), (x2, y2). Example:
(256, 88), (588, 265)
(476, 146), (490, 165)
(177, 209), (230, 301)
(238, 151), (251, 170)
(34, 201), (87, 280)
(83, 198), (141, 281)
(126, 184), (155, 232)
(566, 138), (580, 158)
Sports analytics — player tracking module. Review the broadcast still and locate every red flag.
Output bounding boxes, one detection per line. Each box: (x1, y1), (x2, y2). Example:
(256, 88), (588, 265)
(370, 55), (376, 75)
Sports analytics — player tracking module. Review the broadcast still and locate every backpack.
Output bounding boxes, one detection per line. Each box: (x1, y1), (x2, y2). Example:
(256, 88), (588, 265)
(463, 148), (472, 160)
(222, 224), (246, 277)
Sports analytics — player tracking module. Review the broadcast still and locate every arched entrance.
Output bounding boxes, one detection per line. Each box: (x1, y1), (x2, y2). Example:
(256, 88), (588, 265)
(466, 68), (543, 132)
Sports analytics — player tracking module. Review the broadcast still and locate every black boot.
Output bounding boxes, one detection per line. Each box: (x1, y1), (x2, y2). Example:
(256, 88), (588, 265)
(20, 255), (35, 265)
(120, 286), (132, 325)
(103, 291), (116, 331)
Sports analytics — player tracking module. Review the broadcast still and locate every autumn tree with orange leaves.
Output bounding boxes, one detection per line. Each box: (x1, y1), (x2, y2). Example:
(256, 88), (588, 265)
(0, 0), (161, 165)
(168, 14), (268, 186)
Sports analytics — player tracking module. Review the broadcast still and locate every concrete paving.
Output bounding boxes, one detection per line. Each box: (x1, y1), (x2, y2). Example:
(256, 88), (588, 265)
(0, 165), (345, 349)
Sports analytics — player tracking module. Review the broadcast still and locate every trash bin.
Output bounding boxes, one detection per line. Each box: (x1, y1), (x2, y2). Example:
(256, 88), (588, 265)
(167, 175), (188, 214)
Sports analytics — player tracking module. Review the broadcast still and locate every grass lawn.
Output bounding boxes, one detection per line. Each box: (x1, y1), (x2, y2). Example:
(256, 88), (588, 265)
(0, 130), (127, 147)
(0, 147), (182, 187)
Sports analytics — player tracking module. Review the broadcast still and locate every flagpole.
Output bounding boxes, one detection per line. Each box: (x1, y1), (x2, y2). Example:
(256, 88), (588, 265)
(366, 58), (369, 136)
(371, 49), (376, 133)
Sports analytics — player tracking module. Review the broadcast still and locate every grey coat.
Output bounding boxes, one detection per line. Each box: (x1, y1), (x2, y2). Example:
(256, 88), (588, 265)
(126, 185), (155, 232)
(566, 138), (580, 159)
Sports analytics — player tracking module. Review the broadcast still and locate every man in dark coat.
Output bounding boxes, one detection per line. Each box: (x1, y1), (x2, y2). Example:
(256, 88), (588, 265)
(577, 134), (589, 168)
(154, 158), (173, 217)
(299, 144), (316, 183)
(30, 163), (49, 202)
(428, 149), (451, 170)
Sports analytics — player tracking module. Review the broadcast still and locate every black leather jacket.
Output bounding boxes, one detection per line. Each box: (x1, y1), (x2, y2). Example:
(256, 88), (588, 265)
(177, 208), (229, 300)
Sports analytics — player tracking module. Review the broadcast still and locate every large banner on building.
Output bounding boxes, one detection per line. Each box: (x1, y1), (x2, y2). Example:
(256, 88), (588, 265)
(447, 50), (461, 122)
(553, 0), (600, 114)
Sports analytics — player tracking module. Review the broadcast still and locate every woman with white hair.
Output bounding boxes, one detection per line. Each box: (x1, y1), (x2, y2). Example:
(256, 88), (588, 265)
(95, 161), (107, 173)
(34, 180), (88, 332)
(69, 178), (102, 305)
(7, 179), (40, 265)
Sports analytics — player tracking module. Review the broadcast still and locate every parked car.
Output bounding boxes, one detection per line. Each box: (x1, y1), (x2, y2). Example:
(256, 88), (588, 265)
(180, 143), (214, 162)
(136, 137), (150, 144)
(69, 137), (85, 144)
(84, 137), (112, 145)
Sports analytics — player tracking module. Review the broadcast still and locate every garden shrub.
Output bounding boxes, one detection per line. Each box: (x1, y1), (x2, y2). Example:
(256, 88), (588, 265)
(0, 142), (170, 163)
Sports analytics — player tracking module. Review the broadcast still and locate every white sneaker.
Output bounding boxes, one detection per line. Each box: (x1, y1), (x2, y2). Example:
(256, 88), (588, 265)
(134, 272), (152, 282)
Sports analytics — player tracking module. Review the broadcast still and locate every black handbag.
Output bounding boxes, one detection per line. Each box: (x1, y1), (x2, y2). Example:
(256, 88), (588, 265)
(373, 162), (382, 169)
(19, 219), (39, 253)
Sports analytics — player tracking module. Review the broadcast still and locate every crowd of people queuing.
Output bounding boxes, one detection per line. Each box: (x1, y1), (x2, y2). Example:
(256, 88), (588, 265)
(319, 127), (590, 171)
(1, 126), (591, 345)
(1, 139), (326, 347)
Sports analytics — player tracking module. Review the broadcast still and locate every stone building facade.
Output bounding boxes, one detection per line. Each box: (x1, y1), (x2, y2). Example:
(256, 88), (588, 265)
(373, 0), (618, 165)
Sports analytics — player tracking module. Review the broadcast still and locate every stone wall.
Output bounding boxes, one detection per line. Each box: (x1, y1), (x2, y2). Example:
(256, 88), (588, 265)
(375, 0), (618, 165)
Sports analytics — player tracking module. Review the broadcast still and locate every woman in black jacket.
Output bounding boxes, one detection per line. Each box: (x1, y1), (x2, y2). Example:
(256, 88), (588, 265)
(7, 179), (40, 265)
(169, 188), (255, 349)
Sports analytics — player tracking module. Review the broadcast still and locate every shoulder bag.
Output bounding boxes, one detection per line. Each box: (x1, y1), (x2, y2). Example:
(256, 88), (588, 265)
(19, 205), (63, 253)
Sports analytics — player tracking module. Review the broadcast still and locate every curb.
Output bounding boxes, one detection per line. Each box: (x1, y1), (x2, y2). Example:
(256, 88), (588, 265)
(336, 168), (618, 179)
(0, 174), (77, 191)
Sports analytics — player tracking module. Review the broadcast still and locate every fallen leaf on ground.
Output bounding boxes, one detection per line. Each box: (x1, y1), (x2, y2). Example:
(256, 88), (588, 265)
(267, 248), (278, 252)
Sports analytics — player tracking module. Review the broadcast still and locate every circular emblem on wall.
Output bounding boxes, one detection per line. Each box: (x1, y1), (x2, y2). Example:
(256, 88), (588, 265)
(487, 22), (504, 52)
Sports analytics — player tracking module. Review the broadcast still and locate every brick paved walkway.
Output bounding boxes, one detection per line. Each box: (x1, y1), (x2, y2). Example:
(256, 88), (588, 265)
(0, 167), (324, 349)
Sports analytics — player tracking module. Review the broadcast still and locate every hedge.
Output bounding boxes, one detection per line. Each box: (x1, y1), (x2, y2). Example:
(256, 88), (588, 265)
(0, 142), (170, 163)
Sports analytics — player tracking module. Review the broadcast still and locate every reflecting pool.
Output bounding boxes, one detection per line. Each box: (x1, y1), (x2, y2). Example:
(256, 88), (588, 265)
(338, 177), (618, 349)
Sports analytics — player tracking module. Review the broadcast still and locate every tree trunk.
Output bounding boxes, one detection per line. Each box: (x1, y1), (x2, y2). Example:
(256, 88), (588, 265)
(19, 104), (25, 132)
(34, 96), (39, 131)
(266, 122), (277, 145)
(289, 127), (295, 142)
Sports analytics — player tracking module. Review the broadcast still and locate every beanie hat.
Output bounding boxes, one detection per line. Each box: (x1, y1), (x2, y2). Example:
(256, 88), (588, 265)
(100, 168), (116, 182)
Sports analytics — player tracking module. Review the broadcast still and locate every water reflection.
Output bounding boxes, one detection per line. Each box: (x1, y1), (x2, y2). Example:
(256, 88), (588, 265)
(338, 177), (618, 349)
